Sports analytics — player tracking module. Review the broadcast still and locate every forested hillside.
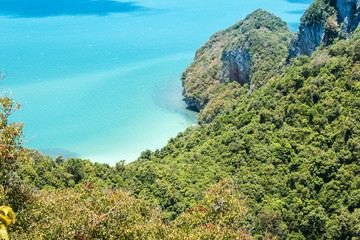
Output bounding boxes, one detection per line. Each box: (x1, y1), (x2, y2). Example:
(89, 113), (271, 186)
(123, 29), (360, 239)
(1, 0), (360, 239)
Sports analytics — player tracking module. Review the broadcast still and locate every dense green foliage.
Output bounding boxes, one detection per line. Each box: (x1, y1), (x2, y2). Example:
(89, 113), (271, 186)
(182, 9), (292, 123)
(19, 149), (125, 190)
(123, 33), (360, 238)
(301, 0), (336, 25)
(10, 181), (254, 239)
(3, 3), (360, 239)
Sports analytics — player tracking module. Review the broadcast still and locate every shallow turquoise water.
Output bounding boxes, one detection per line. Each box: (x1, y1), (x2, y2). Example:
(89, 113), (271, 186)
(0, 0), (310, 164)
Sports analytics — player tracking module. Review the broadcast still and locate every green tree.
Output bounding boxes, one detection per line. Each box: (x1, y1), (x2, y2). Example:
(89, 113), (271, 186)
(0, 74), (26, 212)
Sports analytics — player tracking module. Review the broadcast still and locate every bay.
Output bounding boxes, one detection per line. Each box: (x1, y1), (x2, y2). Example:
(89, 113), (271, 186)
(0, 0), (310, 164)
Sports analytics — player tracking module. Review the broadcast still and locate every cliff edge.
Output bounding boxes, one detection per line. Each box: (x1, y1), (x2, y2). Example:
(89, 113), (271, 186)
(289, 0), (360, 58)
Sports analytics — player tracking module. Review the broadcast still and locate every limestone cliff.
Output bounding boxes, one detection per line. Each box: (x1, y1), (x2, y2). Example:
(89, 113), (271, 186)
(221, 48), (252, 86)
(289, 0), (360, 58)
(182, 9), (292, 123)
(289, 23), (324, 57)
(337, 0), (360, 33)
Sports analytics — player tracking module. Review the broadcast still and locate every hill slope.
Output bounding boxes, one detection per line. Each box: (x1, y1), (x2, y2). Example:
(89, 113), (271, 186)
(124, 12), (360, 240)
(182, 9), (292, 123)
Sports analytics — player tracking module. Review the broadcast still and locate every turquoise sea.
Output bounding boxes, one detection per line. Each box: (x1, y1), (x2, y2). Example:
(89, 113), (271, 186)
(0, 0), (311, 164)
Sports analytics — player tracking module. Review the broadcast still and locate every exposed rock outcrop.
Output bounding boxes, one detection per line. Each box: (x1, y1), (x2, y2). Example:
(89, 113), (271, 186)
(289, 0), (360, 58)
(289, 23), (324, 57)
(221, 48), (252, 85)
(337, 0), (360, 34)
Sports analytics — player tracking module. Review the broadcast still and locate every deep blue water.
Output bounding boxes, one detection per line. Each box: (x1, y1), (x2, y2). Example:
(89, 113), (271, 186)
(0, 0), (147, 17)
(0, 0), (310, 164)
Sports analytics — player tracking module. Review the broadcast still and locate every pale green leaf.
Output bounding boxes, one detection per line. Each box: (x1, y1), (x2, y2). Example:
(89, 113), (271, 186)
(0, 224), (9, 240)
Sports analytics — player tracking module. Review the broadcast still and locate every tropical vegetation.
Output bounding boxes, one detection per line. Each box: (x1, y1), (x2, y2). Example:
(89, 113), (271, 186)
(1, 0), (360, 239)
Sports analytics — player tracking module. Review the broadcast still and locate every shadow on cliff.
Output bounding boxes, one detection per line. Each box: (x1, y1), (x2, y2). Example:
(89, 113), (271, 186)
(0, 0), (149, 18)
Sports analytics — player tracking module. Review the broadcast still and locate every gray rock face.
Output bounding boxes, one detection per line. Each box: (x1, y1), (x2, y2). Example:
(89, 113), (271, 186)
(221, 48), (252, 85)
(289, 0), (360, 58)
(337, 0), (360, 34)
(289, 23), (324, 58)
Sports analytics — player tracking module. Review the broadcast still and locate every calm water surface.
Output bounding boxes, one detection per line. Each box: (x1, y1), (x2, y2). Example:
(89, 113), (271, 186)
(0, 0), (310, 164)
